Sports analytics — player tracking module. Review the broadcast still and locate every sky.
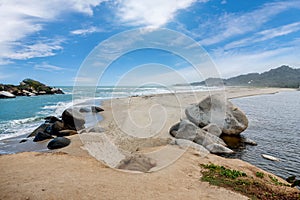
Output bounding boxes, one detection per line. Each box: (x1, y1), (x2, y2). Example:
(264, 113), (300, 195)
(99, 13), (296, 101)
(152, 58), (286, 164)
(0, 0), (300, 86)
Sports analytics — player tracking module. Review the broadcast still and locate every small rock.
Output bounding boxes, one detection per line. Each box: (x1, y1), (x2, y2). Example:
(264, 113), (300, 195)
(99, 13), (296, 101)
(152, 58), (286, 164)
(205, 143), (234, 154)
(47, 137), (71, 149)
(79, 107), (90, 113)
(0, 91), (15, 98)
(242, 137), (257, 146)
(91, 106), (104, 113)
(33, 132), (54, 142)
(19, 139), (28, 143)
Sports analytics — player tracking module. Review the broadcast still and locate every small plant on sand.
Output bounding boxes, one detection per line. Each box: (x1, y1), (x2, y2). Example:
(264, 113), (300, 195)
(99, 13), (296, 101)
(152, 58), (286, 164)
(200, 163), (300, 200)
(256, 172), (264, 178)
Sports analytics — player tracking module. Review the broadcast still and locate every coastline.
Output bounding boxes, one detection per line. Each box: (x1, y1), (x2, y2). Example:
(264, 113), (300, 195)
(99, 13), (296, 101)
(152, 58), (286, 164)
(0, 87), (299, 199)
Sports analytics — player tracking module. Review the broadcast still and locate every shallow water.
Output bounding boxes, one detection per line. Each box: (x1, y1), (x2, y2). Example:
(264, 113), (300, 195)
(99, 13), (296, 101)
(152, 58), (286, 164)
(228, 91), (300, 180)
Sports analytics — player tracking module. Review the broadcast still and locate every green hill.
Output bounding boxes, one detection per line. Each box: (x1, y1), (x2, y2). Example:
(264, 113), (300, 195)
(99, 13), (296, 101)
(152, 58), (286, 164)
(191, 65), (300, 88)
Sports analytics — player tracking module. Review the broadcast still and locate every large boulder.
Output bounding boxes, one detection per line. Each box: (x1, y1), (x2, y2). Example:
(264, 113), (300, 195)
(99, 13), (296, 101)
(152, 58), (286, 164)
(47, 137), (71, 149)
(62, 108), (85, 130)
(169, 120), (230, 154)
(185, 94), (248, 135)
(171, 120), (226, 146)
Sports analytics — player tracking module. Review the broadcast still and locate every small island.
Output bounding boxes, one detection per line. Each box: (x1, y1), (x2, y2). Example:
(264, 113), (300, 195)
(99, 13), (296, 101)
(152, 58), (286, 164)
(0, 79), (64, 98)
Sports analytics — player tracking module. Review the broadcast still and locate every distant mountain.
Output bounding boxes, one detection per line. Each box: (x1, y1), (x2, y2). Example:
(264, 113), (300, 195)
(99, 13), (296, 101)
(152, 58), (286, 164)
(191, 65), (300, 88)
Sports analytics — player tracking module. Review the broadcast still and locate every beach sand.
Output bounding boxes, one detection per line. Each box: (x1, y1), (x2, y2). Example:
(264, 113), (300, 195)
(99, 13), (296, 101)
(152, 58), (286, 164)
(0, 87), (298, 200)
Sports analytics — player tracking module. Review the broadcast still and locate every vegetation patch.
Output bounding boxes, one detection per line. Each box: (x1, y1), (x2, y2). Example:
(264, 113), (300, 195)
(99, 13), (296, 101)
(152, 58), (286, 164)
(200, 163), (300, 200)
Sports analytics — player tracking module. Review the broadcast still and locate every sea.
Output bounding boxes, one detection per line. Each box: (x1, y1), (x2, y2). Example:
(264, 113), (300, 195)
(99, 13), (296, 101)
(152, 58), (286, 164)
(0, 86), (299, 181)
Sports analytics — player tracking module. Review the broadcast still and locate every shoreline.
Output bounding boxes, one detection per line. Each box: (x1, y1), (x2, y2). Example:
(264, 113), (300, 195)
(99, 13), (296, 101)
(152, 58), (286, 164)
(0, 87), (299, 199)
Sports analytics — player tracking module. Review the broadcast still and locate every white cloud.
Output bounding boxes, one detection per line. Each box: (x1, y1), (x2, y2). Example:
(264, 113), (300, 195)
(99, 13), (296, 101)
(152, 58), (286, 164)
(225, 22), (300, 50)
(1, 39), (64, 60)
(199, 1), (300, 46)
(212, 45), (300, 78)
(70, 26), (103, 35)
(34, 62), (65, 72)
(0, 0), (105, 64)
(116, 0), (207, 28)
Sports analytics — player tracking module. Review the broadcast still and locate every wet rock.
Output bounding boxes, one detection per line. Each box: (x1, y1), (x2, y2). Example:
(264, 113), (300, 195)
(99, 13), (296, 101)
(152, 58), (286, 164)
(19, 139), (28, 143)
(50, 121), (64, 135)
(91, 106), (104, 113)
(62, 108), (85, 130)
(33, 132), (54, 142)
(27, 123), (51, 137)
(47, 137), (71, 149)
(242, 137), (257, 146)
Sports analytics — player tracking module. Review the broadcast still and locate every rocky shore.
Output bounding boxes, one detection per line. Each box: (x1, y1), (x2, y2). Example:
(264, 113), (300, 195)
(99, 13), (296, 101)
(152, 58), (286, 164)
(0, 87), (299, 200)
(0, 78), (64, 98)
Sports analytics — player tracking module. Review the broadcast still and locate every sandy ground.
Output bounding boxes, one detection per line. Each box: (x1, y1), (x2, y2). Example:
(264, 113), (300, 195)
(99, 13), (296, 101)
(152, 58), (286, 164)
(0, 87), (298, 200)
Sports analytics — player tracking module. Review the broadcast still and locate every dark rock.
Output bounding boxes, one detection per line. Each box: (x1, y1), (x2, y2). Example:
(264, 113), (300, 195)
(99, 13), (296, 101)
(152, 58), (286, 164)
(185, 94), (248, 135)
(91, 106), (104, 113)
(44, 116), (61, 123)
(79, 107), (90, 113)
(58, 130), (78, 136)
(50, 121), (64, 135)
(62, 108), (85, 130)
(286, 175), (296, 183)
(33, 132), (54, 142)
(19, 139), (28, 143)
(27, 123), (51, 137)
(47, 137), (71, 149)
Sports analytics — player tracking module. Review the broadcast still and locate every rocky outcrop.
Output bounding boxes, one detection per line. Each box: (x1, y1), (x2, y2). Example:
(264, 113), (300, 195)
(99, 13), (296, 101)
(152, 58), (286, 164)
(0, 91), (15, 98)
(169, 95), (250, 155)
(33, 132), (53, 142)
(170, 120), (233, 154)
(185, 94), (248, 135)
(0, 78), (64, 97)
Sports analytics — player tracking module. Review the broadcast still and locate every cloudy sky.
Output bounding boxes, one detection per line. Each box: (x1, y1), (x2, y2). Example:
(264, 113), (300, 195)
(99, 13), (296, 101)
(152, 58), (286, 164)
(0, 0), (300, 85)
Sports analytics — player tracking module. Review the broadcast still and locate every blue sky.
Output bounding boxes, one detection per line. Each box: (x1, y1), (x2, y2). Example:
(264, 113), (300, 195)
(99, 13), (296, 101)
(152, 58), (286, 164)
(0, 0), (300, 86)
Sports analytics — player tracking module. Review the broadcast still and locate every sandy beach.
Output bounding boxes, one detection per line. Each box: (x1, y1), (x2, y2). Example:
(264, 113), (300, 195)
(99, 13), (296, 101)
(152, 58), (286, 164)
(0, 87), (299, 200)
